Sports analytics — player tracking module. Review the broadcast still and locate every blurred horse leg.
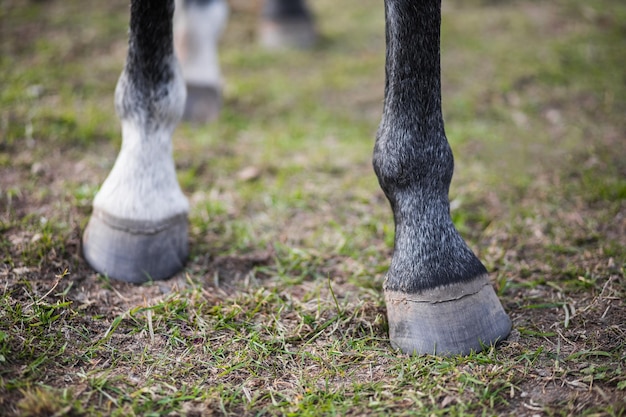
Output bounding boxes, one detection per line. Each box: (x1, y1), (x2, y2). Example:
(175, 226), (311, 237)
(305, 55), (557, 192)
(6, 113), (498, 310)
(259, 0), (317, 50)
(173, 0), (317, 123)
(174, 0), (228, 123)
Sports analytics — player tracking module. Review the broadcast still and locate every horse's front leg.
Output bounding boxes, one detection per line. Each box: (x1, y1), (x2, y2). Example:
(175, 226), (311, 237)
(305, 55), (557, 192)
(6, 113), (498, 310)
(375, 0), (511, 355)
(83, 0), (189, 283)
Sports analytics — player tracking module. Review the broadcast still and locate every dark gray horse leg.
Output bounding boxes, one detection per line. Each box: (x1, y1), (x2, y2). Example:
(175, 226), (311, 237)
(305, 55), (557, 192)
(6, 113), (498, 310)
(83, 0), (189, 283)
(174, 0), (228, 123)
(374, 0), (511, 355)
(259, 0), (317, 49)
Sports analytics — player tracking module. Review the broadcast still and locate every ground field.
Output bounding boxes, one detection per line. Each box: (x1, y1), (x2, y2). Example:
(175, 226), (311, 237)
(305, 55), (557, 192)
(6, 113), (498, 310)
(1, 0), (625, 415)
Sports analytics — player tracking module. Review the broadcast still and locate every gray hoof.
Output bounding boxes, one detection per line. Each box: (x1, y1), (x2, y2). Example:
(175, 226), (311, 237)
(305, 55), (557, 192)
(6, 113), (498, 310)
(83, 209), (188, 283)
(258, 18), (317, 50)
(183, 84), (222, 124)
(385, 275), (511, 356)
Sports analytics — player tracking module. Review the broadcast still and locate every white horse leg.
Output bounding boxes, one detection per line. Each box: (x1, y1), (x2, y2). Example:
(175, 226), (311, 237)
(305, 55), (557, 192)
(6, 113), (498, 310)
(83, 0), (188, 283)
(174, 0), (228, 123)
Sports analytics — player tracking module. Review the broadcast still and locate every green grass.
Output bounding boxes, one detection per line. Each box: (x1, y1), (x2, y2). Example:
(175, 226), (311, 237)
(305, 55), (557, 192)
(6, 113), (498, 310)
(1, 0), (626, 415)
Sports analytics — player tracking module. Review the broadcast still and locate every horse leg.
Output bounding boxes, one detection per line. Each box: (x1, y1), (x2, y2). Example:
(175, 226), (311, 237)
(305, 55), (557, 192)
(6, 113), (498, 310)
(259, 0), (317, 50)
(174, 0), (228, 123)
(173, 0), (315, 122)
(374, 0), (511, 355)
(83, 0), (189, 283)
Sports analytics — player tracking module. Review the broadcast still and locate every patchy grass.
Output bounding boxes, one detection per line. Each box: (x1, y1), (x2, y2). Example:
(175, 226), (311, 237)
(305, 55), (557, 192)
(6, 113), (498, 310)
(1, 0), (625, 415)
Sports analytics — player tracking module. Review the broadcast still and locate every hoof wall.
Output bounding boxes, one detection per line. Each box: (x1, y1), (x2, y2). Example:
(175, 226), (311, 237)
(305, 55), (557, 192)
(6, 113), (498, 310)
(183, 84), (222, 124)
(258, 18), (317, 50)
(83, 209), (188, 283)
(385, 275), (511, 356)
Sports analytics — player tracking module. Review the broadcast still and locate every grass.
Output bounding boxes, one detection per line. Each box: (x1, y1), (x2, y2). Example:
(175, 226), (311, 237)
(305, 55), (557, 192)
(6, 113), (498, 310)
(1, 0), (626, 415)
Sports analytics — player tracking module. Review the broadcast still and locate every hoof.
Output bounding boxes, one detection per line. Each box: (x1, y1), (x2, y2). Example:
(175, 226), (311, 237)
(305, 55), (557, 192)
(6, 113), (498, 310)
(83, 209), (188, 283)
(182, 84), (222, 124)
(385, 275), (511, 356)
(258, 18), (317, 50)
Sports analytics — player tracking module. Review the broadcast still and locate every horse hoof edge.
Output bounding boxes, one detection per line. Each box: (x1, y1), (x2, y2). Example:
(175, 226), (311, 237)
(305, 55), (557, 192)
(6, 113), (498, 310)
(83, 209), (189, 283)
